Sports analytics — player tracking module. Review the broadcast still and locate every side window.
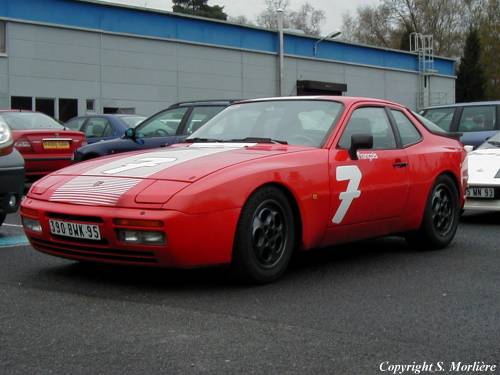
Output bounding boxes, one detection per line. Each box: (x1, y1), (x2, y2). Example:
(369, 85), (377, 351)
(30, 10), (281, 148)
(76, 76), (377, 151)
(84, 118), (110, 138)
(339, 107), (396, 150)
(390, 110), (422, 146)
(185, 106), (224, 135)
(137, 107), (188, 138)
(423, 108), (455, 132)
(458, 106), (496, 132)
(65, 117), (86, 131)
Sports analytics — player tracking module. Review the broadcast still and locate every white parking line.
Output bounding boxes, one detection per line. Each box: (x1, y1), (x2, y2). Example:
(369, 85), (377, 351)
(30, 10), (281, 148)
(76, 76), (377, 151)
(2, 223), (23, 228)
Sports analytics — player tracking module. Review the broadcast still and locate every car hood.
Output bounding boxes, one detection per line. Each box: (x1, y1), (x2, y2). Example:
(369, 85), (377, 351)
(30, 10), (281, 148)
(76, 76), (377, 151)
(59, 143), (301, 181)
(467, 148), (500, 184)
(28, 143), (308, 207)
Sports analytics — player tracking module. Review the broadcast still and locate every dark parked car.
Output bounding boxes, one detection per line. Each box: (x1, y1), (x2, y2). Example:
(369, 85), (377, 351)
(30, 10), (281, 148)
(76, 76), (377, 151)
(421, 101), (500, 148)
(0, 117), (24, 226)
(65, 114), (146, 144)
(74, 100), (235, 162)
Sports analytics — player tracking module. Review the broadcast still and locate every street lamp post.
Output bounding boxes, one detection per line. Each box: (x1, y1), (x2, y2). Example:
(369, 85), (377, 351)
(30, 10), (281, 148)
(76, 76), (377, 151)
(313, 31), (342, 56)
(277, 8), (285, 96)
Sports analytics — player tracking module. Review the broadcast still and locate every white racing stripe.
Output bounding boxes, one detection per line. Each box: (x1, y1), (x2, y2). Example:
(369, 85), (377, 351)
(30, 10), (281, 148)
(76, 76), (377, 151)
(49, 143), (255, 206)
(82, 144), (256, 178)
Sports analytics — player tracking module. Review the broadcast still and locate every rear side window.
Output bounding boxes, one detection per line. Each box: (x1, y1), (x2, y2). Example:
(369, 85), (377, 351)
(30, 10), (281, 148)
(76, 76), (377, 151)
(423, 107), (455, 132)
(390, 110), (422, 146)
(84, 118), (111, 138)
(458, 106), (496, 132)
(339, 107), (396, 149)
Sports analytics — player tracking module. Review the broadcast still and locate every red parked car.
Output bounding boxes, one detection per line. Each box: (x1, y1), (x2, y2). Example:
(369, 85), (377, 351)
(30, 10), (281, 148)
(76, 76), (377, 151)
(0, 111), (86, 180)
(21, 97), (467, 283)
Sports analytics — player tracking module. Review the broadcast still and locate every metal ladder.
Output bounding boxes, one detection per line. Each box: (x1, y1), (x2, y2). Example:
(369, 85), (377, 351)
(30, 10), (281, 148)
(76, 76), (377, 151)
(410, 33), (434, 110)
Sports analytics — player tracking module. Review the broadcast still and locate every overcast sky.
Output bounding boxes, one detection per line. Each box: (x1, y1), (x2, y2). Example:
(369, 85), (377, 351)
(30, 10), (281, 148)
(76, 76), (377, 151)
(98, 0), (379, 32)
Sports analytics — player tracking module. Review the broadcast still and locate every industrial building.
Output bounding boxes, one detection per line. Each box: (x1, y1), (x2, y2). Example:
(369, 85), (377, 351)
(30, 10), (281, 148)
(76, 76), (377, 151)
(0, 0), (456, 121)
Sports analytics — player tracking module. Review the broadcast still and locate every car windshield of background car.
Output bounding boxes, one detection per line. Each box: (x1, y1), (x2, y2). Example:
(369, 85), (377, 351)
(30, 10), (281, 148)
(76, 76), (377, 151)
(121, 116), (146, 128)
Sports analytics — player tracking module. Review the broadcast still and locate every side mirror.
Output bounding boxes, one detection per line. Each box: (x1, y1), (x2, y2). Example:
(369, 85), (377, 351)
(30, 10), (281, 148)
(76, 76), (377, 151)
(349, 134), (373, 160)
(464, 145), (474, 153)
(125, 128), (136, 139)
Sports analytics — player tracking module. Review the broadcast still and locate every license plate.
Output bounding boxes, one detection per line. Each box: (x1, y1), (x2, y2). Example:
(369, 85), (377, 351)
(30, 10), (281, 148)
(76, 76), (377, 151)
(49, 220), (101, 240)
(466, 187), (495, 199)
(43, 140), (70, 149)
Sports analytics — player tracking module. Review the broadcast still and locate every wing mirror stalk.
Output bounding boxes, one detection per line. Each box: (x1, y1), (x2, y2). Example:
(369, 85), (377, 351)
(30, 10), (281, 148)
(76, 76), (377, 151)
(349, 134), (373, 160)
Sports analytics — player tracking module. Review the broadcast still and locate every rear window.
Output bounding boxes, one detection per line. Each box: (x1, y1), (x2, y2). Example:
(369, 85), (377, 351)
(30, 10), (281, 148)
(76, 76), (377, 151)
(0, 112), (63, 130)
(411, 111), (450, 135)
(422, 107), (455, 132)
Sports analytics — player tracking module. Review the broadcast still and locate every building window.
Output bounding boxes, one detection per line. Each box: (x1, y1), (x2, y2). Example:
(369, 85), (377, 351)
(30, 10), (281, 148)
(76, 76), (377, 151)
(36, 98), (55, 118)
(0, 21), (5, 53)
(59, 98), (78, 122)
(104, 107), (136, 114)
(11, 96), (32, 110)
(86, 99), (95, 112)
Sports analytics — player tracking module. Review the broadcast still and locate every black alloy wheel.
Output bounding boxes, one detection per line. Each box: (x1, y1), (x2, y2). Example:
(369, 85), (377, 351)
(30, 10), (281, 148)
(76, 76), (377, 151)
(232, 186), (296, 283)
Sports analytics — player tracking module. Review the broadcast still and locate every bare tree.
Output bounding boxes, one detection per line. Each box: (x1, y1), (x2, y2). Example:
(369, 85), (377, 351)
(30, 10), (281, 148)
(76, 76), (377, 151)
(289, 3), (325, 36)
(256, 0), (324, 35)
(256, 0), (291, 30)
(229, 15), (255, 26)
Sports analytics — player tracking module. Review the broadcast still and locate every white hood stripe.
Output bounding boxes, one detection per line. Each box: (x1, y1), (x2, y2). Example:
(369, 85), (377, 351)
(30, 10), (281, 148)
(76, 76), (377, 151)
(50, 144), (255, 206)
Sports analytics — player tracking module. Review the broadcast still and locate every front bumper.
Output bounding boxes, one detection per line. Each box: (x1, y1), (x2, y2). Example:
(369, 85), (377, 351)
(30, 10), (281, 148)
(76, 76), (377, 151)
(464, 198), (500, 211)
(21, 198), (240, 268)
(0, 149), (25, 215)
(464, 185), (500, 211)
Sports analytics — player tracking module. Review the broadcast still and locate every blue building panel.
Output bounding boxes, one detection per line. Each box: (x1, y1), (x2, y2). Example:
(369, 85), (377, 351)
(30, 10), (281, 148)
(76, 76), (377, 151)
(0, 0), (455, 76)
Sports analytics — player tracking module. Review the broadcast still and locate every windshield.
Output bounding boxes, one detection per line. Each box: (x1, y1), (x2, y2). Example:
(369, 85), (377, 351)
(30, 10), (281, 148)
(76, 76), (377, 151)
(0, 112), (64, 130)
(120, 116), (146, 128)
(187, 100), (343, 147)
(478, 131), (500, 149)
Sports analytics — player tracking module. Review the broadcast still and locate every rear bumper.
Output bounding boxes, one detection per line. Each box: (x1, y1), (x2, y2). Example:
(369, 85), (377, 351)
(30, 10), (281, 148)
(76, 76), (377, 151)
(23, 156), (72, 178)
(0, 150), (25, 215)
(21, 197), (240, 268)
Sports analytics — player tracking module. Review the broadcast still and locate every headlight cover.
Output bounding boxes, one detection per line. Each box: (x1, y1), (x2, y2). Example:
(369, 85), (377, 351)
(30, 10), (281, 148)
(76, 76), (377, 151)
(0, 119), (12, 147)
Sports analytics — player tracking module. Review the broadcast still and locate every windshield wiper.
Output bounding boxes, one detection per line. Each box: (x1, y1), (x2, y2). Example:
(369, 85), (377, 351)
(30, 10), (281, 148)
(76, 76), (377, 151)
(183, 137), (224, 143)
(486, 140), (500, 147)
(225, 137), (288, 145)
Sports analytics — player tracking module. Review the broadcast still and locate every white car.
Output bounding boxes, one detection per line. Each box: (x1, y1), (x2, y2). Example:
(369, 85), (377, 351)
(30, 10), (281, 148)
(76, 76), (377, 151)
(465, 131), (500, 211)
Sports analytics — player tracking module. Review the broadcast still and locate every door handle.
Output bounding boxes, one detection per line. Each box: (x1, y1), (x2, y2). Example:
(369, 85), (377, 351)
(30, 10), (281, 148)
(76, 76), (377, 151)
(393, 161), (408, 168)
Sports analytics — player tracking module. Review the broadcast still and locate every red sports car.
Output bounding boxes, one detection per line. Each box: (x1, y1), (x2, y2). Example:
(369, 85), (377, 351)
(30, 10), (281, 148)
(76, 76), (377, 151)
(21, 97), (467, 283)
(0, 111), (86, 179)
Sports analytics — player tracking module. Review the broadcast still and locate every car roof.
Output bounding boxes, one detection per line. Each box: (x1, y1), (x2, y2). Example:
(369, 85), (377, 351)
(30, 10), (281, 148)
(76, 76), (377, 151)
(423, 101), (500, 110)
(168, 99), (239, 108)
(235, 96), (407, 108)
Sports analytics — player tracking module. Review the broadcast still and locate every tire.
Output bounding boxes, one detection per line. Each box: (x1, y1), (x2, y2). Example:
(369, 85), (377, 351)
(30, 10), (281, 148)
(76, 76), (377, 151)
(0, 214), (5, 227)
(231, 186), (296, 284)
(406, 174), (460, 250)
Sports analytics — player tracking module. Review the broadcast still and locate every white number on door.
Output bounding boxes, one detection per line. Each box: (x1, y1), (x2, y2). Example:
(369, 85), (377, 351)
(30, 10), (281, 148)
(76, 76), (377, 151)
(332, 165), (362, 224)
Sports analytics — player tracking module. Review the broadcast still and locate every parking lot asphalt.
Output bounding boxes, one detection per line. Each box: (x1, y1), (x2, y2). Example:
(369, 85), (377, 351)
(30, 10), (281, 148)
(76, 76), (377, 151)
(0, 211), (498, 374)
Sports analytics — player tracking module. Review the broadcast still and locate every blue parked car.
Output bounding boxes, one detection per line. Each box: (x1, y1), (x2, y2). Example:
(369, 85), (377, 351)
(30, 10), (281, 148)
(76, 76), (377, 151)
(65, 114), (146, 144)
(421, 101), (500, 148)
(73, 100), (235, 162)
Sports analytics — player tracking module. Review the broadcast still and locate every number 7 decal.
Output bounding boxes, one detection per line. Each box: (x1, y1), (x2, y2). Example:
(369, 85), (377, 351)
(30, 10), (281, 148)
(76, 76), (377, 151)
(332, 165), (362, 224)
